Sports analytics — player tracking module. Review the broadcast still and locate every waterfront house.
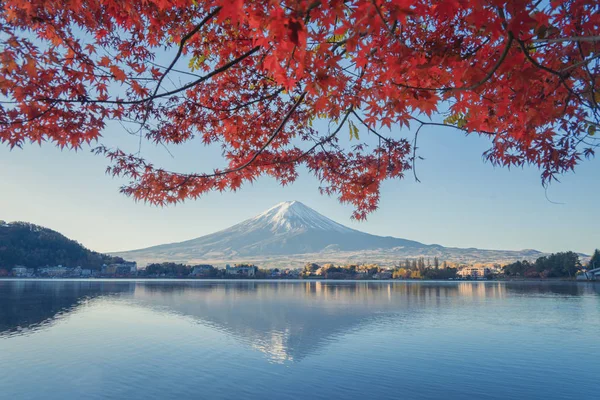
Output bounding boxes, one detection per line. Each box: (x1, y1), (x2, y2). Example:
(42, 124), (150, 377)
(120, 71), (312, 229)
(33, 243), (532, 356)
(39, 266), (68, 277)
(102, 264), (118, 275)
(225, 264), (258, 277)
(457, 266), (490, 279)
(373, 271), (393, 280)
(12, 266), (28, 277)
(577, 267), (600, 281)
(115, 265), (132, 276)
(123, 261), (137, 273)
(102, 262), (138, 276)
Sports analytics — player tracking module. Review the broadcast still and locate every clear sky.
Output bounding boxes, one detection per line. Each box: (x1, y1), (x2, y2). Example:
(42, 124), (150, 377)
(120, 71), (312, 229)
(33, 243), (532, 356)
(1, 110), (598, 256)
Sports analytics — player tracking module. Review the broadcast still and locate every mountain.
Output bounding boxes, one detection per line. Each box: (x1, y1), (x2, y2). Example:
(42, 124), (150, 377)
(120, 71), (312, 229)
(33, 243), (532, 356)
(0, 221), (125, 270)
(111, 201), (546, 267)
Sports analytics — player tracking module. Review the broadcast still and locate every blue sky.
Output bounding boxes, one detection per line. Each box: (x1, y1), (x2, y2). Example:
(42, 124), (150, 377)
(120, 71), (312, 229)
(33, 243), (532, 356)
(1, 112), (598, 255)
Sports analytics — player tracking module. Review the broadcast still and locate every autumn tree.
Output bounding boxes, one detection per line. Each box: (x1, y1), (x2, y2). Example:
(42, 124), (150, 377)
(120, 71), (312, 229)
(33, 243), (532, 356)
(1, 0), (599, 218)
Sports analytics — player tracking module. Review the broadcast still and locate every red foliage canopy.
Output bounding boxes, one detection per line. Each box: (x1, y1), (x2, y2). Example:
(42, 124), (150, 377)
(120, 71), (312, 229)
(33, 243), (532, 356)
(1, 0), (598, 218)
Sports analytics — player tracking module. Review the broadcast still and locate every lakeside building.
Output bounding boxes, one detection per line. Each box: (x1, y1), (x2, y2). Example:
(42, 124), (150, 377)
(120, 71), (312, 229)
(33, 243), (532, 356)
(576, 268), (600, 281)
(226, 264), (258, 277)
(124, 261), (137, 273)
(12, 266), (28, 277)
(373, 271), (393, 280)
(115, 265), (132, 276)
(38, 266), (68, 277)
(102, 262), (137, 276)
(102, 264), (117, 275)
(457, 266), (490, 279)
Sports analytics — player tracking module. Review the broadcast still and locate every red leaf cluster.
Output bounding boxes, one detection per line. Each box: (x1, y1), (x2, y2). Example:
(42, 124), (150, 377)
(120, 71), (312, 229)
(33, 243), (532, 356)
(1, 0), (598, 218)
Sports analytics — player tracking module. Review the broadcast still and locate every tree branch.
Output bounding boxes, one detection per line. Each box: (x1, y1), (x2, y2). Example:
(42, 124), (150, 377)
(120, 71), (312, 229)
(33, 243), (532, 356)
(150, 7), (221, 105)
(393, 32), (514, 93)
(531, 35), (600, 43)
(165, 91), (307, 184)
(42, 46), (261, 105)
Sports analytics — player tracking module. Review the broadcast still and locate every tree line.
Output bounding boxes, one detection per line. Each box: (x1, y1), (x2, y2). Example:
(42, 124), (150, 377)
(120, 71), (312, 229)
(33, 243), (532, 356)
(0, 221), (124, 269)
(502, 251), (589, 278)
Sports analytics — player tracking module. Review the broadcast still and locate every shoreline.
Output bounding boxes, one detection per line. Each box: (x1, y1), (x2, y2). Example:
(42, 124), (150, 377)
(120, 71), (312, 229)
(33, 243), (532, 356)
(0, 277), (595, 283)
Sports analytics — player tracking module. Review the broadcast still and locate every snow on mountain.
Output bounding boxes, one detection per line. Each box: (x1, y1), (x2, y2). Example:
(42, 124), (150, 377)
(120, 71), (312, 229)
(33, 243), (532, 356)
(248, 201), (355, 233)
(111, 201), (544, 266)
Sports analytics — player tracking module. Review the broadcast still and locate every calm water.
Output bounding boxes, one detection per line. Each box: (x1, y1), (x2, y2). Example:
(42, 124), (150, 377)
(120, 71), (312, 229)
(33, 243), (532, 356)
(1, 280), (599, 399)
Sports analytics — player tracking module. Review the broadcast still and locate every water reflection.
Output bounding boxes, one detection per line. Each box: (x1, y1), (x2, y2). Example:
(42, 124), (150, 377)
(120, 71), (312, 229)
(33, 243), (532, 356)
(0, 280), (597, 363)
(0, 280), (135, 337)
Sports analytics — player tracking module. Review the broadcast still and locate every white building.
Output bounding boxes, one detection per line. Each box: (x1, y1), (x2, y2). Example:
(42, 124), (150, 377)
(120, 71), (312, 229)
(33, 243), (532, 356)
(38, 266), (68, 277)
(457, 266), (490, 279)
(12, 266), (28, 277)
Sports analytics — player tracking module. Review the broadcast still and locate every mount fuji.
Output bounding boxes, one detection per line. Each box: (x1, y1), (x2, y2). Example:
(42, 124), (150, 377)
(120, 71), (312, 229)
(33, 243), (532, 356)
(111, 201), (544, 267)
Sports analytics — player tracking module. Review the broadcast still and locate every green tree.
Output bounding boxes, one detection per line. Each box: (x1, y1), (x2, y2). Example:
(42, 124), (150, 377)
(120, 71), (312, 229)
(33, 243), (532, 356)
(588, 249), (600, 270)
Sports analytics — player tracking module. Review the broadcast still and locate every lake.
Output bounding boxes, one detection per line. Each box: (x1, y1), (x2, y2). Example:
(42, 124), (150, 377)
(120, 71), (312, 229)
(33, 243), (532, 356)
(0, 280), (599, 399)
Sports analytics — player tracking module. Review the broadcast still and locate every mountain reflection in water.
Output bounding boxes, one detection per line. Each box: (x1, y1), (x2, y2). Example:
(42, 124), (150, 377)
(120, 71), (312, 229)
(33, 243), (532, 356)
(1, 280), (599, 400)
(1, 280), (598, 363)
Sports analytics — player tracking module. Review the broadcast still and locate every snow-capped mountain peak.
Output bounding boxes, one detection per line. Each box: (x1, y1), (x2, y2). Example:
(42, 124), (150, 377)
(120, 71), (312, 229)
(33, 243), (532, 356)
(111, 201), (545, 267)
(250, 201), (355, 233)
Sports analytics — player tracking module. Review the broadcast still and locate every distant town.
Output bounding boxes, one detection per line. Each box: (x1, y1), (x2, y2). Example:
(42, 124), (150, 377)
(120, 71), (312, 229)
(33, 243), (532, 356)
(2, 250), (599, 281)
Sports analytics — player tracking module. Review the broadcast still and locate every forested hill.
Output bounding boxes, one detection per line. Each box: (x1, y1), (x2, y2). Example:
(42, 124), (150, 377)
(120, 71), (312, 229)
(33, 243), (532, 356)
(0, 221), (124, 269)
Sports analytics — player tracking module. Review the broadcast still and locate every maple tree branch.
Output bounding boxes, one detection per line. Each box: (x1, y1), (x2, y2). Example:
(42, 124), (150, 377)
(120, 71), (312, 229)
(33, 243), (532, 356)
(166, 91), (307, 185)
(576, 42), (599, 112)
(530, 35), (600, 43)
(514, 38), (587, 108)
(189, 88), (285, 113)
(411, 123), (424, 183)
(410, 116), (501, 137)
(370, 0), (393, 34)
(150, 7), (221, 104)
(406, 115), (503, 184)
(558, 53), (600, 74)
(267, 108), (353, 166)
(0, 102), (58, 125)
(350, 110), (391, 143)
(133, 7), (221, 151)
(516, 39), (567, 78)
(41, 46), (261, 105)
(393, 32), (514, 93)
